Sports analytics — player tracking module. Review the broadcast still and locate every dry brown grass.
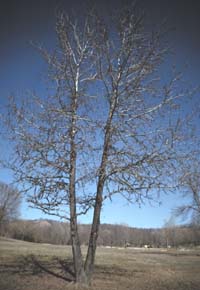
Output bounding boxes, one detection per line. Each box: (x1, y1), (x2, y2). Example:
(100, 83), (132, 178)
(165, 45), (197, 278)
(0, 237), (200, 290)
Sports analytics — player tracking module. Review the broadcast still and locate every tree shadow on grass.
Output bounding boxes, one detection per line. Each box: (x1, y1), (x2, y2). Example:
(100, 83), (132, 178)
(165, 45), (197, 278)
(30, 255), (75, 282)
(0, 254), (75, 283)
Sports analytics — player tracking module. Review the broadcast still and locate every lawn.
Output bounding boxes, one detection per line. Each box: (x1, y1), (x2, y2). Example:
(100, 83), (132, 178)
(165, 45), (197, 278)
(0, 237), (200, 290)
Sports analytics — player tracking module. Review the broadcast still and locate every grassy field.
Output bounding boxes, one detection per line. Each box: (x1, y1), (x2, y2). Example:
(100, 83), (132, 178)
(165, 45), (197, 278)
(0, 237), (200, 290)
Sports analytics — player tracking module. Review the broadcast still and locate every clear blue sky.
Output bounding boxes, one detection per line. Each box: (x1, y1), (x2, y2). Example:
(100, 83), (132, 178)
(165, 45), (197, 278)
(0, 0), (199, 228)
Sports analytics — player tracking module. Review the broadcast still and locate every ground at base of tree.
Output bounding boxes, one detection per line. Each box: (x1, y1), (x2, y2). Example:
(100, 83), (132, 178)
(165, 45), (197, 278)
(0, 237), (200, 290)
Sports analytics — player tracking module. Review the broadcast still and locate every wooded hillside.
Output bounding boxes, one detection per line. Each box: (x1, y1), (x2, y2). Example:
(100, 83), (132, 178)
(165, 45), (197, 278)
(1, 219), (200, 248)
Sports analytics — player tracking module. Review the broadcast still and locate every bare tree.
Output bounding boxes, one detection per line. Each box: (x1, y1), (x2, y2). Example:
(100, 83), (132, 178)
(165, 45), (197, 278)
(175, 157), (200, 224)
(162, 216), (177, 247)
(2, 4), (195, 285)
(0, 182), (21, 233)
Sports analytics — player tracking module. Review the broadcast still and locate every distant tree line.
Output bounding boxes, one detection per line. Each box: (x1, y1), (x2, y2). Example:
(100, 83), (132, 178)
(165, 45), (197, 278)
(2, 219), (200, 248)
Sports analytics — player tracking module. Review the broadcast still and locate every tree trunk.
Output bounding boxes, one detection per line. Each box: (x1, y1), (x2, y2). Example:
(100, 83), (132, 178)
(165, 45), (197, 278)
(69, 160), (88, 284)
(84, 182), (103, 281)
(69, 172), (87, 283)
(84, 100), (116, 280)
(84, 95), (117, 281)
(69, 144), (88, 284)
(69, 89), (88, 284)
(70, 216), (87, 283)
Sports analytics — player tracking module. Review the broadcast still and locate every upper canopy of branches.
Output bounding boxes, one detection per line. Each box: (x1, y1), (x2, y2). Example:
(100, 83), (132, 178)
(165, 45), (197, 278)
(2, 4), (196, 220)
